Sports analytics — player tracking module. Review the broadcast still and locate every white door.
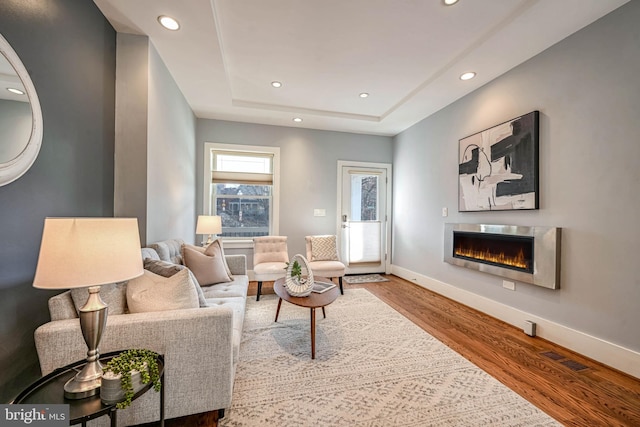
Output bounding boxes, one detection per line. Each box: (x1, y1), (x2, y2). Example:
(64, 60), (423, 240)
(337, 161), (391, 274)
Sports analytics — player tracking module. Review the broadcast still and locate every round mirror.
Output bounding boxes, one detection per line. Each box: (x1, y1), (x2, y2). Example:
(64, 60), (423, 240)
(0, 33), (43, 186)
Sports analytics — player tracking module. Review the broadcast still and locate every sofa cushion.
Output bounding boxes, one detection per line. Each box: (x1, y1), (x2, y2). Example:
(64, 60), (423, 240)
(143, 259), (208, 308)
(310, 235), (339, 261)
(126, 269), (199, 313)
(200, 275), (249, 299)
(148, 239), (184, 264)
(70, 282), (128, 315)
(182, 242), (233, 286)
(141, 247), (160, 261)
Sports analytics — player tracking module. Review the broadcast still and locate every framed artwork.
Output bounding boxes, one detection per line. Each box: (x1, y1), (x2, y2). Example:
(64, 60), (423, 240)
(458, 111), (539, 212)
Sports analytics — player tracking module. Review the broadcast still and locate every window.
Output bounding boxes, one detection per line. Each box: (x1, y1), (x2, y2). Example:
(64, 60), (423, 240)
(203, 143), (280, 239)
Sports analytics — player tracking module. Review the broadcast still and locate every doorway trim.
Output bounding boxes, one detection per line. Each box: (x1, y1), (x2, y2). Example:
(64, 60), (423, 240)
(336, 160), (392, 274)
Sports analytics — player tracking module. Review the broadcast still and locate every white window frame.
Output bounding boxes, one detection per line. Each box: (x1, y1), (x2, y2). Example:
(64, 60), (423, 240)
(203, 143), (280, 248)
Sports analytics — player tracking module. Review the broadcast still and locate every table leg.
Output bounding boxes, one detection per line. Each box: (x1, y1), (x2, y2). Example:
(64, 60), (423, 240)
(109, 408), (117, 427)
(160, 369), (165, 427)
(275, 298), (283, 322)
(311, 308), (316, 359)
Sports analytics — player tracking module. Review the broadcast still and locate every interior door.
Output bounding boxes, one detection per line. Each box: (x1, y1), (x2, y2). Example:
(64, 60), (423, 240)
(337, 161), (391, 274)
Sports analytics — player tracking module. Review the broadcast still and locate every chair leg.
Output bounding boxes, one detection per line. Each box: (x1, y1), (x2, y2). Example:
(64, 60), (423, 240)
(339, 277), (344, 295)
(257, 281), (263, 301)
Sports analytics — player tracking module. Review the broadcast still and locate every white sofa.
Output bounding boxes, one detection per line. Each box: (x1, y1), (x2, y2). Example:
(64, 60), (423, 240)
(33, 238), (248, 426)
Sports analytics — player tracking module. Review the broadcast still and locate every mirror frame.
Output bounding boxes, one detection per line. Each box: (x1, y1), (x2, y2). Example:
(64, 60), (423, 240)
(0, 33), (43, 187)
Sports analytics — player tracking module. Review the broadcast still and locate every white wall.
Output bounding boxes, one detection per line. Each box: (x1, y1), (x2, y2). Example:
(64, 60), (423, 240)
(392, 1), (640, 373)
(196, 120), (393, 258)
(146, 43), (196, 244)
(114, 35), (196, 245)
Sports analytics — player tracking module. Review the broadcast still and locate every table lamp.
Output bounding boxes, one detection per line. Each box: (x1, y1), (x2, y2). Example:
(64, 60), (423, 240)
(33, 217), (143, 399)
(195, 215), (222, 246)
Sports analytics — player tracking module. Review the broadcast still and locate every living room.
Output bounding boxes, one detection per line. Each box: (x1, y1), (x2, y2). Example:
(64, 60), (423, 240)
(1, 0), (639, 425)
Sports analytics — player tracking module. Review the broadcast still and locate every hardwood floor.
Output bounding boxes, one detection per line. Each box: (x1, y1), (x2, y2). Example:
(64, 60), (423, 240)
(158, 275), (640, 427)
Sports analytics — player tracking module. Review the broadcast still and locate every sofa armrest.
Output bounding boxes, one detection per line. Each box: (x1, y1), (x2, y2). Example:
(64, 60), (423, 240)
(225, 254), (247, 276)
(34, 306), (235, 420)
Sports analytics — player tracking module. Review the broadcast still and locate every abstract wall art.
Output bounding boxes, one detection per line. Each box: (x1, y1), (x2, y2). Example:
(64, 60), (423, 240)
(458, 111), (539, 212)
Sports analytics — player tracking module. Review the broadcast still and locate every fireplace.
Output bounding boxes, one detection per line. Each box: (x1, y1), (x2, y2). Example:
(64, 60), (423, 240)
(444, 224), (561, 289)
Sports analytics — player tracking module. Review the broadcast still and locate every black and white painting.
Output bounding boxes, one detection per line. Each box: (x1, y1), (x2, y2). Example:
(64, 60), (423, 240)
(458, 111), (539, 212)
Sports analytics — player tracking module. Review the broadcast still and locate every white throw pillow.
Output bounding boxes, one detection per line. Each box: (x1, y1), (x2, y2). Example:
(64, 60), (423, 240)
(126, 269), (199, 313)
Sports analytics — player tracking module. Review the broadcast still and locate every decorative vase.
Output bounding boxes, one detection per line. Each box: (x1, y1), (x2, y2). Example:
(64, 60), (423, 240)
(285, 254), (314, 297)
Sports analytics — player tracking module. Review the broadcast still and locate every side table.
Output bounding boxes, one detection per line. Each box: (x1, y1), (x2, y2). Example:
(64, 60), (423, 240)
(12, 350), (165, 427)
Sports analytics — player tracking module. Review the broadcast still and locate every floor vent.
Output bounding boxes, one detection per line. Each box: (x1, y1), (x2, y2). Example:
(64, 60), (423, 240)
(541, 351), (565, 360)
(561, 360), (589, 371)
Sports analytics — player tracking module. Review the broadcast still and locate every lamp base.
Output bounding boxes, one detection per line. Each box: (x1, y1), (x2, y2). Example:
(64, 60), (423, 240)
(64, 375), (102, 399)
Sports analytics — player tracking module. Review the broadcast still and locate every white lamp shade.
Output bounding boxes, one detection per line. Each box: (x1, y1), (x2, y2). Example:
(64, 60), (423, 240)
(33, 218), (143, 290)
(196, 215), (222, 235)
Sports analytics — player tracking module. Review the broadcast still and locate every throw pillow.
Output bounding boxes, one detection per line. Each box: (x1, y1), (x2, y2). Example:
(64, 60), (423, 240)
(70, 282), (128, 315)
(190, 239), (234, 279)
(310, 235), (339, 261)
(126, 269), (199, 314)
(143, 259), (208, 308)
(181, 241), (233, 286)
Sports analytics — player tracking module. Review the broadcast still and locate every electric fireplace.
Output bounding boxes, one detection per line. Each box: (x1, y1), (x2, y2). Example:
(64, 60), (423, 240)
(444, 224), (561, 289)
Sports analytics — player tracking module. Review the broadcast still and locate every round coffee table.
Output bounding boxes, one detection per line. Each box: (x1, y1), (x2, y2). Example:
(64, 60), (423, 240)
(273, 277), (340, 359)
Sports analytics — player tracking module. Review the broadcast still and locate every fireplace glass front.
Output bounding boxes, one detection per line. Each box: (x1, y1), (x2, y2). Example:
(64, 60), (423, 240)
(453, 231), (534, 274)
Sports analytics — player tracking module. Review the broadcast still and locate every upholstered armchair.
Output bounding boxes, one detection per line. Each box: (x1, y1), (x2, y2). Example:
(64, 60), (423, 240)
(253, 236), (289, 301)
(305, 235), (345, 295)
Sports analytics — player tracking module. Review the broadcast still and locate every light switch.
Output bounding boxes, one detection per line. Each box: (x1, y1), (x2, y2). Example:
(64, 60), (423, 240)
(314, 209), (326, 217)
(442, 207), (448, 217)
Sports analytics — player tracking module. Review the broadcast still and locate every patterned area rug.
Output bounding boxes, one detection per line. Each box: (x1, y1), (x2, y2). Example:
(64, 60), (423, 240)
(343, 274), (389, 284)
(220, 289), (561, 427)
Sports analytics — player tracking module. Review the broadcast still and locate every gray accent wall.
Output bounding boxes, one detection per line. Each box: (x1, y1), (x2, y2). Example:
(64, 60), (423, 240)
(0, 0), (116, 402)
(392, 2), (640, 353)
(196, 120), (393, 257)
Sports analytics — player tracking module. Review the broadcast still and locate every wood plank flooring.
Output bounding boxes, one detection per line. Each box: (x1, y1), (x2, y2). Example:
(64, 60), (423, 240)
(155, 275), (640, 427)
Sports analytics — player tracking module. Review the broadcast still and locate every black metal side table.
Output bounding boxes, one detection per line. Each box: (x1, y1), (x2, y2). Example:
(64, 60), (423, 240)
(12, 350), (165, 427)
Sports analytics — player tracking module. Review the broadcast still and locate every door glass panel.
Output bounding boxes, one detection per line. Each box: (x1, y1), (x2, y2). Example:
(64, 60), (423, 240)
(350, 174), (378, 221)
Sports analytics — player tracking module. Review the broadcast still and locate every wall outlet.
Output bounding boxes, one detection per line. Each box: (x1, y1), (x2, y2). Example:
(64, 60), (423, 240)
(313, 209), (326, 217)
(502, 280), (516, 290)
(442, 207), (448, 217)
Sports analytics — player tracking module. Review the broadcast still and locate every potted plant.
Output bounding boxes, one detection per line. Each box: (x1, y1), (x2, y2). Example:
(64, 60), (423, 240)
(285, 259), (303, 284)
(101, 349), (161, 409)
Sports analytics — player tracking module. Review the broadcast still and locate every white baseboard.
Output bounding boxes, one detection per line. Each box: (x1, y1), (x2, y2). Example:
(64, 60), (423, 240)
(391, 264), (640, 379)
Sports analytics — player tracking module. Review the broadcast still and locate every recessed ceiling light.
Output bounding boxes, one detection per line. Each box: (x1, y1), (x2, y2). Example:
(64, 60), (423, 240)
(292, 117), (303, 123)
(443, 0), (459, 5)
(460, 72), (476, 81)
(359, 92), (369, 98)
(158, 15), (180, 31)
(7, 88), (25, 95)
(271, 81), (282, 88)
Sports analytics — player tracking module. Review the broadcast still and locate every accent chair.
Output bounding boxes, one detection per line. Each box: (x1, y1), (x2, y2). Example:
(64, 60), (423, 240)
(305, 235), (345, 295)
(253, 236), (289, 301)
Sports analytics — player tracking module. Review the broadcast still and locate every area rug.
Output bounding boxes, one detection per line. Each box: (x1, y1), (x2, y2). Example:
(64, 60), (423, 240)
(343, 273), (389, 284)
(220, 289), (561, 427)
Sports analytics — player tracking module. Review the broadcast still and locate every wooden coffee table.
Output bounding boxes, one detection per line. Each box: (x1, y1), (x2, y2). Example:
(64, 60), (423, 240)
(273, 277), (340, 359)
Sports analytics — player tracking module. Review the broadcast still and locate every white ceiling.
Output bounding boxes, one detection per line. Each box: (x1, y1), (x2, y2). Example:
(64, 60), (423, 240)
(94, 0), (628, 136)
